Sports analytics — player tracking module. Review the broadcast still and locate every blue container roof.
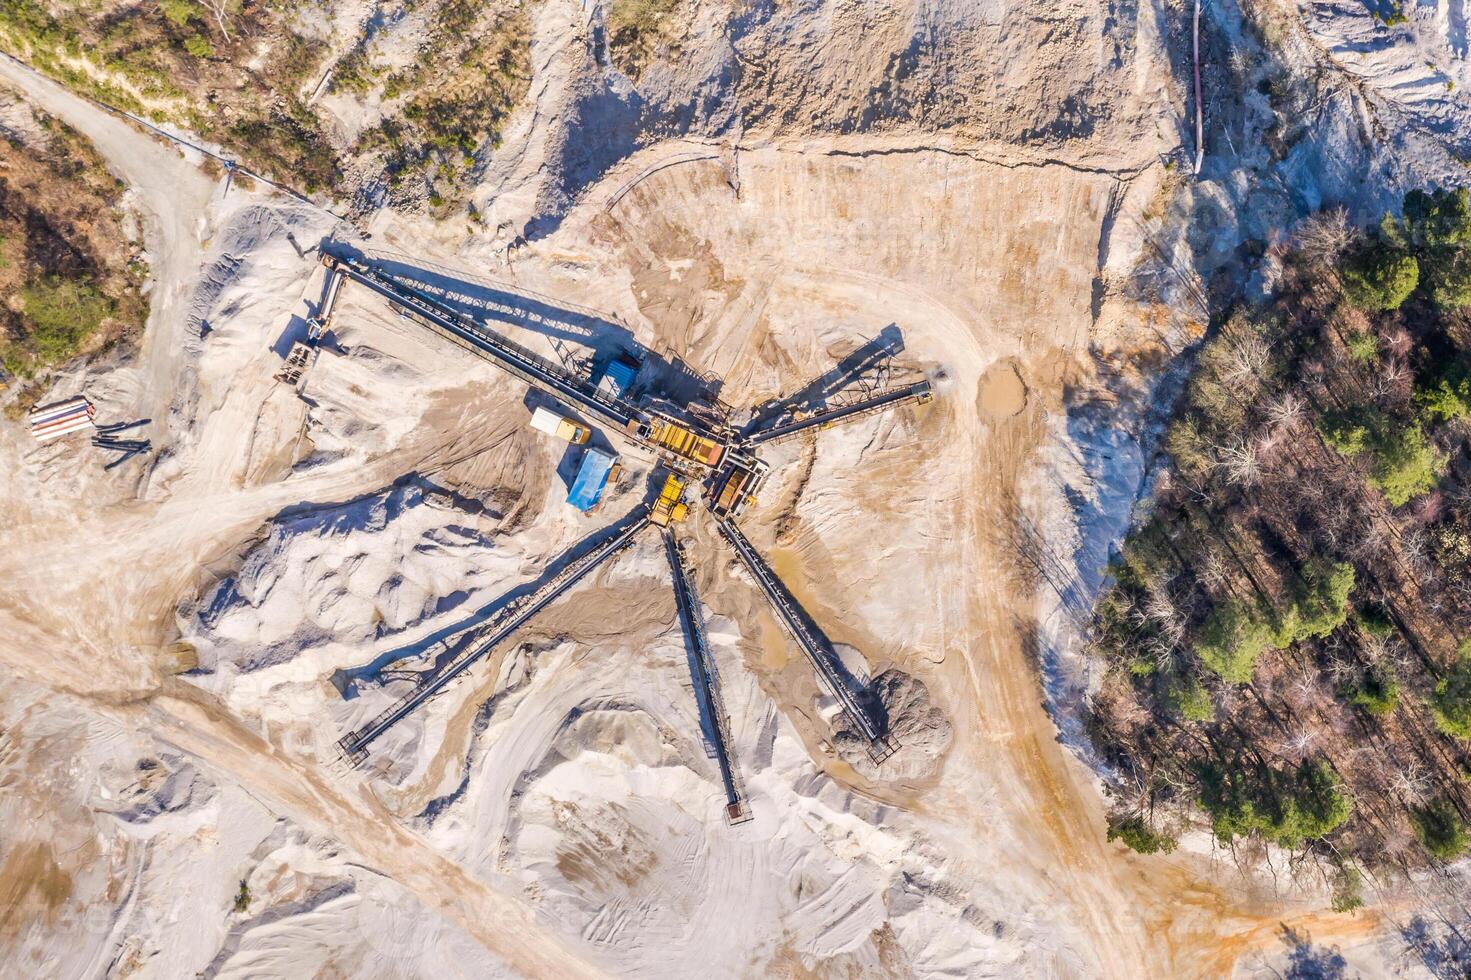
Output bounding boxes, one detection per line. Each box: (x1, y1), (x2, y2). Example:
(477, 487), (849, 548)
(567, 448), (617, 511)
(600, 358), (638, 396)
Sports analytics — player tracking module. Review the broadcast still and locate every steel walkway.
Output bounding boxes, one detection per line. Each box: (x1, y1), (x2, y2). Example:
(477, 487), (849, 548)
(747, 380), (932, 447)
(339, 510), (651, 763)
(664, 528), (751, 824)
(715, 518), (896, 764)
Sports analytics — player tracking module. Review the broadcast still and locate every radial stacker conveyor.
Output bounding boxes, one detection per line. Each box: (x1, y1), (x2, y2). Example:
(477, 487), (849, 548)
(312, 248), (935, 817)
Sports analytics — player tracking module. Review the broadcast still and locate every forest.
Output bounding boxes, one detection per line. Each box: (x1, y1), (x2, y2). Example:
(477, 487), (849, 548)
(1092, 188), (1471, 910)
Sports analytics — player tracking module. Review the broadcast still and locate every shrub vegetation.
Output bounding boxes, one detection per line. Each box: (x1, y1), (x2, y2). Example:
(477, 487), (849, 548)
(0, 106), (147, 383)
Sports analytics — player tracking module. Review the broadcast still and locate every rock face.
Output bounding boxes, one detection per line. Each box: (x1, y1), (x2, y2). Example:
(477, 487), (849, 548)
(475, 0), (1175, 236)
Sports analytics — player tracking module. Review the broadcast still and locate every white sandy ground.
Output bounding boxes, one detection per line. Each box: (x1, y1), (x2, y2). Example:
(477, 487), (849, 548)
(0, 1), (1467, 977)
(0, 671), (514, 979)
(1300, 0), (1471, 160)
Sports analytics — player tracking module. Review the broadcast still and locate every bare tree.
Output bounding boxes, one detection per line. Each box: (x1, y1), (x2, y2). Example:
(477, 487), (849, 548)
(1360, 631), (1390, 666)
(1403, 528), (1432, 575)
(1198, 545), (1229, 591)
(1252, 425), (1283, 461)
(1324, 652), (1358, 687)
(1217, 437), (1262, 487)
(1391, 761), (1431, 806)
(1220, 324), (1274, 387)
(1293, 207), (1355, 270)
(1274, 728), (1318, 762)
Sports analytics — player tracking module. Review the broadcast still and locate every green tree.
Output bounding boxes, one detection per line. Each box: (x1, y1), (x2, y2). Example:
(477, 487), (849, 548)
(1196, 599), (1276, 683)
(1372, 423), (1445, 505)
(1431, 652), (1471, 739)
(1357, 604), (1396, 638)
(184, 34), (213, 58)
(1167, 674), (1216, 722)
(1319, 410), (1371, 457)
(1345, 331), (1379, 364)
(1384, 188), (1471, 309)
(1417, 359), (1471, 423)
(1274, 560), (1356, 647)
(1394, 187), (1471, 249)
(1340, 245), (1419, 311)
(1411, 798), (1470, 860)
(1199, 760), (1352, 849)
(1319, 407), (1445, 505)
(1106, 813), (1178, 854)
(1342, 668), (1399, 717)
(1194, 561), (1353, 684)
(1331, 864), (1365, 913)
(1426, 246), (1471, 310)
(159, 0), (199, 27)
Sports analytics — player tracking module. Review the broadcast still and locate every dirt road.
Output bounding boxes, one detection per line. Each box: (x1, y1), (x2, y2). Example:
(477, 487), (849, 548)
(0, 58), (610, 979)
(0, 55), (218, 438)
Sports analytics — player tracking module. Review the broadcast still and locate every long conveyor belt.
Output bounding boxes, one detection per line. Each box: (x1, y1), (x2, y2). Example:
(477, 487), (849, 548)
(747, 380), (932, 447)
(339, 511), (651, 763)
(664, 529), (751, 824)
(329, 255), (647, 435)
(715, 518), (895, 764)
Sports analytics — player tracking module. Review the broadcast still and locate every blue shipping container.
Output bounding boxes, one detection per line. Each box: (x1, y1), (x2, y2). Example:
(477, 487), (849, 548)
(567, 448), (617, 511)
(598, 357), (638, 399)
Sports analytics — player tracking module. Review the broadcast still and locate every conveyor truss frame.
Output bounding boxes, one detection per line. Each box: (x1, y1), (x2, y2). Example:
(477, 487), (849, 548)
(664, 528), (753, 825)
(321, 250), (937, 788)
(338, 508), (651, 764)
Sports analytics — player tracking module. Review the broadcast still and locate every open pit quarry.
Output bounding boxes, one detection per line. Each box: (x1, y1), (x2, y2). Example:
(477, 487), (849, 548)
(2, 0), (1469, 976)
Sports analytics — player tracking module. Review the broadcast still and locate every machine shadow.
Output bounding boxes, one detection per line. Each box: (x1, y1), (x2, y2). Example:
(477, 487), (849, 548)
(744, 323), (905, 434)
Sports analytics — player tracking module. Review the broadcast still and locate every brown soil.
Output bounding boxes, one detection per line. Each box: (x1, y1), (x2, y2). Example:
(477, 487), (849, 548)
(978, 359), (1028, 420)
(0, 842), (73, 939)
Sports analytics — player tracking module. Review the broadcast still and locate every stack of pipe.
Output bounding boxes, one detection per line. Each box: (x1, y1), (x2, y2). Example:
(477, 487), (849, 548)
(29, 396), (95, 442)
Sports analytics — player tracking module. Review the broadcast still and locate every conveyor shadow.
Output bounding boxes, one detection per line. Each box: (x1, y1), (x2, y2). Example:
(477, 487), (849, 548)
(334, 502), (651, 693)
(719, 521), (889, 736)
(322, 240), (723, 411)
(665, 535), (725, 759)
(744, 324), (905, 436)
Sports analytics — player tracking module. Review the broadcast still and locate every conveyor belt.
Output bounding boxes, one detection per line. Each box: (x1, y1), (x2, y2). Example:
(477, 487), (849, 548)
(715, 518), (895, 763)
(339, 511), (650, 762)
(330, 256), (647, 435)
(664, 529), (750, 824)
(746, 380), (932, 447)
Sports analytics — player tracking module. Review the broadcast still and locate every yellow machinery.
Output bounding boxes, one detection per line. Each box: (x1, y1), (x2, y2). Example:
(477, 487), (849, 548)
(707, 450), (769, 519)
(650, 473), (690, 526)
(648, 416), (724, 469)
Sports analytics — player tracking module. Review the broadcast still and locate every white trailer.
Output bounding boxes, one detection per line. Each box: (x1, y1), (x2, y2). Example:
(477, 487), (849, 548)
(529, 406), (591, 444)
